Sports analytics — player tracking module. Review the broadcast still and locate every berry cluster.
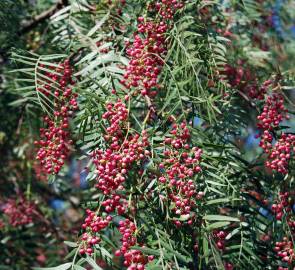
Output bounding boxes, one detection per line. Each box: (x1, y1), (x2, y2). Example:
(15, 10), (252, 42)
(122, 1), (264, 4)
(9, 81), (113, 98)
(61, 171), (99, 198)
(35, 116), (73, 175)
(79, 209), (111, 255)
(102, 100), (129, 138)
(259, 130), (273, 154)
(223, 63), (252, 88)
(224, 262), (234, 270)
(222, 63), (273, 100)
(274, 237), (294, 268)
(121, 1), (184, 97)
(222, 63), (294, 174)
(271, 192), (295, 226)
(266, 133), (295, 174)
(93, 100), (149, 199)
(213, 230), (228, 251)
(256, 93), (294, 174)
(153, 1), (184, 20)
(115, 219), (152, 270)
(271, 202), (285, 221)
(257, 93), (289, 130)
(159, 122), (203, 226)
(34, 60), (78, 175)
(272, 192), (295, 269)
(1, 197), (37, 227)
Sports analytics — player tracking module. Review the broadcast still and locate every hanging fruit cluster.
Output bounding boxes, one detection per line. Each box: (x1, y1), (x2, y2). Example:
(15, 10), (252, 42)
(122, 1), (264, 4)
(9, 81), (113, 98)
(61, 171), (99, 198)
(34, 60), (78, 175)
(121, 0), (184, 97)
(158, 122), (203, 227)
(271, 191), (295, 268)
(257, 93), (294, 174)
(0, 196), (37, 227)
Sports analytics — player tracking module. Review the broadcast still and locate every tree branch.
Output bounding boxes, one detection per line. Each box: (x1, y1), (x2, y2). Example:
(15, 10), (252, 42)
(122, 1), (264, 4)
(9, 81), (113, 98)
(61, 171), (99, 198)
(19, 0), (69, 35)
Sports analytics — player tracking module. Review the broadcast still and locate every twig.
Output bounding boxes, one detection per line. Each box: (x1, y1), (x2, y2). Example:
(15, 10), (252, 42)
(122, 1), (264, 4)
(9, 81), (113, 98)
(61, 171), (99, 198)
(19, 0), (69, 35)
(144, 95), (158, 116)
(144, 95), (153, 109)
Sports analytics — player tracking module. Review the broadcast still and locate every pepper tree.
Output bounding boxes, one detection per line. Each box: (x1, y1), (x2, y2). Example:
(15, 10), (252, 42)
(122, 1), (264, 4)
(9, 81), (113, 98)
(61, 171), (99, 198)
(1, 0), (295, 269)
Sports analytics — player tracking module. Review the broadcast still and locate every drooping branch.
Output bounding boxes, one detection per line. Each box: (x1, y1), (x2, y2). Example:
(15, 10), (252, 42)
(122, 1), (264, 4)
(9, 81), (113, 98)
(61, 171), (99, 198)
(19, 0), (69, 35)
